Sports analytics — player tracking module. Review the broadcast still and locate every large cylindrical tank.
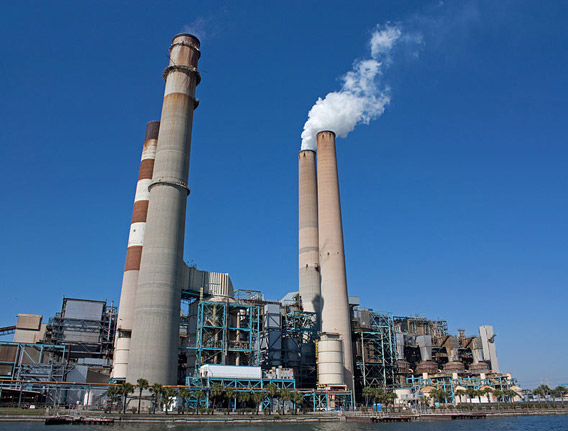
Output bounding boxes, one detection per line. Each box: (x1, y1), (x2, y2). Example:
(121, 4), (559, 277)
(317, 333), (345, 387)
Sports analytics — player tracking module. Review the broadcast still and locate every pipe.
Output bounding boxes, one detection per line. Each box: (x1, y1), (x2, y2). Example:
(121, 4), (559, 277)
(127, 34), (201, 385)
(316, 130), (354, 391)
(298, 150), (321, 315)
(111, 121), (159, 380)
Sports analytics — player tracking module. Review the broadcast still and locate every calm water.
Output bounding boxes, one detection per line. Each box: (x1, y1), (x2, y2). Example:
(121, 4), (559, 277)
(0, 416), (567, 431)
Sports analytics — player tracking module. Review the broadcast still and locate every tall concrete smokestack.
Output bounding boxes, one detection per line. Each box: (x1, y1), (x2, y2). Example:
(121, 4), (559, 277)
(112, 121), (159, 380)
(127, 34), (201, 385)
(316, 131), (354, 391)
(298, 150), (320, 314)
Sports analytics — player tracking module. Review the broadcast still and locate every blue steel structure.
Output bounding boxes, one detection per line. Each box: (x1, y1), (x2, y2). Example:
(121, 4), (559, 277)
(192, 300), (261, 373)
(353, 309), (396, 390)
(281, 310), (318, 388)
(407, 374), (518, 404)
(183, 375), (352, 411)
(185, 375), (295, 410)
(0, 342), (68, 382)
(301, 390), (353, 411)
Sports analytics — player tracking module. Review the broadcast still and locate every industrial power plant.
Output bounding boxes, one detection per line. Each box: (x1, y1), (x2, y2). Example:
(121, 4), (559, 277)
(0, 33), (521, 411)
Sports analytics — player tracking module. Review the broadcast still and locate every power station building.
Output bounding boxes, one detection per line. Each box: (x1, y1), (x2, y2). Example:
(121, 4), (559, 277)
(0, 33), (521, 410)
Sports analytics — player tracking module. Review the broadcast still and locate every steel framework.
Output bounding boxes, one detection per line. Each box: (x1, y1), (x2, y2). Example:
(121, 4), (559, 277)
(0, 342), (68, 382)
(353, 310), (396, 391)
(185, 376), (295, 410)
(301, 390), (353, 411)
(183, 376), (352, 411)
(45, 298), (116, 362)
(0, 342), (71, 407)
(282, 310), (318, 388)
(192, 301), (261, 373)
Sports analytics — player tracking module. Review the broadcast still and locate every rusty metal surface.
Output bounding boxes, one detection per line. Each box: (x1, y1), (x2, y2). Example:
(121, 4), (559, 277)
(145, 121), (160, 141)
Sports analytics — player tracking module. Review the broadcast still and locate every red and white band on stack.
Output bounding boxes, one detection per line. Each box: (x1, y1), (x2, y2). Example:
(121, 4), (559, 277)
(111, 121), (159, 380)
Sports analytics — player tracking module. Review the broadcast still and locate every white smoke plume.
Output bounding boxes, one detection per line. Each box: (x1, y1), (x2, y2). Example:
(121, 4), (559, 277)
(300, 24), (402, 150)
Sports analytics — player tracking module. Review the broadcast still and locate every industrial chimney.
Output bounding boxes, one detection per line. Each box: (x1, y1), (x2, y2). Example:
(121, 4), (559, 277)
(112, 121), (159, 380)
(127, 34), (201, 385)
(298, 150), (320, 314)
(316, 131), (354, 391)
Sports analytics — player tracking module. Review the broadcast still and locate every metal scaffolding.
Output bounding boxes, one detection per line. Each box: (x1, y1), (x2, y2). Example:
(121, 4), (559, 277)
(184, 375), (295, 410)
(353, 310), (396, 391)
(183, 376), (351, 411)
(191, 300), (261, 373)
(45, 298), (116, 363)
(0, 342), (68, 382)
(281, 310), (318, 388)
(301, 390), (353, 411)
(0, 341), (71, 407)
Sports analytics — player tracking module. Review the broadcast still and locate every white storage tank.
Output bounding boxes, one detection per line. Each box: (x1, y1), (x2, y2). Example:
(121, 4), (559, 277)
(317, 333), (345, 387)
(199, 364), (262, 379)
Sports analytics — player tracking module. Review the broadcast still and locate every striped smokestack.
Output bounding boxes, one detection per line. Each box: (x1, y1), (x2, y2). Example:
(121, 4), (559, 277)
(127, 34), (201, 385)
(316, 130), (354, 391)
(298, 150), (321, 314)
(111, 121), (159, 380)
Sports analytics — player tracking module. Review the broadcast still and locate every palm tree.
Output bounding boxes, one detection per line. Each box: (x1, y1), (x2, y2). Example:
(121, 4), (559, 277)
(475, 389), (484, 404)
(454, 389), (467, 405)
(429, 389), (447, 405)
(279, 388), (291, 414)
(362, 387), (374, 407)
(371, 387), (385, 409)
(252, 391), (266, 415)
(106, 385), (120, 412)
(385, 392), (397, 407)
(209, 383), (224, 414)
(237, 391), (251, 413)
(225, 388), (235, 414)
(291, 391), (304, 414)
(466, 387), (476, 405)
(533, 385), (550, 403)
(118, 382), (135, 414)
(482, 388), (494, 403)
(136, 378), (149, 414)
(504, 389), (518, 403)
(149, 383), (164, 414)
(553, 386), (567, 403)
(493, 389), (503, 406)
(162, 387), (178, 415)
(194, 390), (205, 414)
(178, 388), (191, 415)
(266, 383), (278, 413)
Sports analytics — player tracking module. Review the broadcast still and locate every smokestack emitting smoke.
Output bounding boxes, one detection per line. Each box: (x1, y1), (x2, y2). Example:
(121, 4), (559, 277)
(316, 131), (354, 391)
(300, 24), (401, 150)
(112, 121), (159, 380)
(127, 34), (201, 385)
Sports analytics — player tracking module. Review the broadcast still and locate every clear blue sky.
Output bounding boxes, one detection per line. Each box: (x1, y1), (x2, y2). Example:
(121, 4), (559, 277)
(1, 1), (566, 389)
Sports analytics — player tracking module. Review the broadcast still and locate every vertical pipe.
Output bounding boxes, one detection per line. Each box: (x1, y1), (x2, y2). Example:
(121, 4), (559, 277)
(298, 150), (321, 315)
(316, 131), (354, 391)
(112, 121), (159, 380)
(127, 34), (201, 385)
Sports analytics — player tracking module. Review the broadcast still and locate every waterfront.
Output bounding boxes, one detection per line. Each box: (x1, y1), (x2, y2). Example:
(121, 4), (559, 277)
(0, 415), (567, 431)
